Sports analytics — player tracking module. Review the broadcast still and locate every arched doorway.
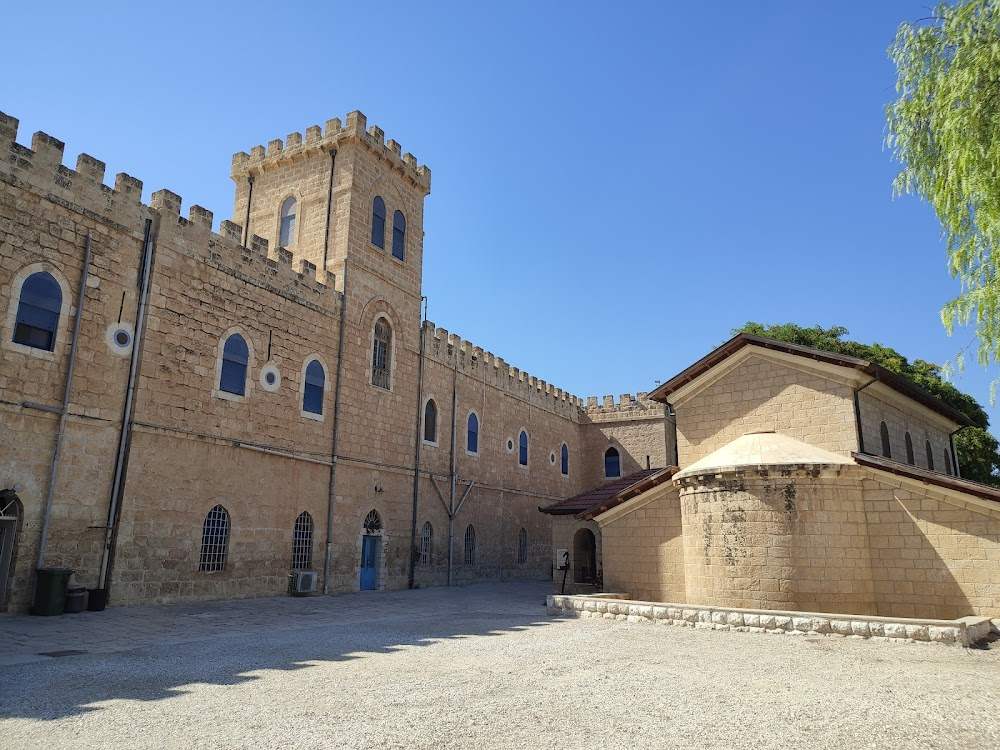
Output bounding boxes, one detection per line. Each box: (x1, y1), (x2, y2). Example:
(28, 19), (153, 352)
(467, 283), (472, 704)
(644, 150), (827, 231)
(360, 509), (383, 591)
(0, 490), (23, 611)
(573, 528), (597, 584)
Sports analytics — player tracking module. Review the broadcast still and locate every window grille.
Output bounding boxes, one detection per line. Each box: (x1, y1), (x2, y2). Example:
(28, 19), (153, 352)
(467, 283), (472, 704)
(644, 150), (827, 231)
(420, 522), (432, 566)
(279, 196), (296, 247)
(905, 432), (914, 465)
(604, 447), (621, 478)
(372, 319), (391, 389)
(371, 196), (386, 248)
(879, 422), (891, 458)
(220, 334), (249, 396)
(14, 271), (62, 351)
(467, 412), (479, 453)
(424, 399), (438, 443)
(561, 443), (569, 476)
(291, 511), (313, 569)
(926, 441), (934, 471)
(303, 360), (325, 415)
(517, 528), (527, 565)
(464, 525), (476, 566)
(364, 509), (383, 534)
(391, 210), (406, 261)
(199, 505), (230, 572)
(518, 430), (528, 466)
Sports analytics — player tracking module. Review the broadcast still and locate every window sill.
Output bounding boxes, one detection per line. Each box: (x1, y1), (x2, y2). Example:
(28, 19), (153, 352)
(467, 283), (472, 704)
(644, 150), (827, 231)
(301, 410), (325, 422)
(212, 388), (248, 403)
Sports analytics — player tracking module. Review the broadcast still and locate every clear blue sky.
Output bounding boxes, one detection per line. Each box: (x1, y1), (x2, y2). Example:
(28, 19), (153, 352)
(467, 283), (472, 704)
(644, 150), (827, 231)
(7, 2), (996, 429)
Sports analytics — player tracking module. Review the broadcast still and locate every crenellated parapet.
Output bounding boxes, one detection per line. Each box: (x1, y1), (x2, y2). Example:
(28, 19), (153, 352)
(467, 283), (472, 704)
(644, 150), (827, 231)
(421, 320), (584, 418)
(230, 110), (431, 195)
(0, 110), (339, 314)
(582, 392), (666, 424)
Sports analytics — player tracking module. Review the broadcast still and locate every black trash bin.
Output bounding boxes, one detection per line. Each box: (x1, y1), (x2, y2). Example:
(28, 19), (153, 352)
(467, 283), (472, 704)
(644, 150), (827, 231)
(32, 567), (74, 616)
(65, 585), (87, 614)
(87, 588), (108, 611)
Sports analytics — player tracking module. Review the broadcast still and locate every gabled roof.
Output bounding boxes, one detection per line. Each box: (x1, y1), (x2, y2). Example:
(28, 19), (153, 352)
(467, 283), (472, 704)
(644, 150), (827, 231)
(647, 333), (972, 427)
(853, 452), (1000, 505)
(539, 468), (676, 519)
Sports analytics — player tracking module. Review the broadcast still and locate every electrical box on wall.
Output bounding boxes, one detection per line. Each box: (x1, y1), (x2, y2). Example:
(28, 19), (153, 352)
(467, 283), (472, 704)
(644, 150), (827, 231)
(555, 548), (569, 570)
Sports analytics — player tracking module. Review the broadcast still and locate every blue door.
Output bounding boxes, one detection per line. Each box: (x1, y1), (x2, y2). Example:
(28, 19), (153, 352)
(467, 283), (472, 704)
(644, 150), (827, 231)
(360, 535), (379, 590)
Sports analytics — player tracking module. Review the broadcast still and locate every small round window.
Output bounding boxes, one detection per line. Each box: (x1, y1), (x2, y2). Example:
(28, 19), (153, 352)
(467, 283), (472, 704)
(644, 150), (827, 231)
(506, 438), (514, 452)
(549, 452), (556, 465)
(114, 329), (131, 347)
(106, 323), (134, 354)
(259, 363), (281, 392)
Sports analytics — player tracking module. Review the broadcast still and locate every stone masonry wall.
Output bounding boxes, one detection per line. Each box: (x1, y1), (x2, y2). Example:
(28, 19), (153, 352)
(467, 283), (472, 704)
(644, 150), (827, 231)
(859, 387), (956, 473)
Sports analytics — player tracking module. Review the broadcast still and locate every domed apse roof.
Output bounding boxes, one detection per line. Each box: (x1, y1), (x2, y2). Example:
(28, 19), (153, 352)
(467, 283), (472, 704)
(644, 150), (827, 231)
(675, 431), (854, 480)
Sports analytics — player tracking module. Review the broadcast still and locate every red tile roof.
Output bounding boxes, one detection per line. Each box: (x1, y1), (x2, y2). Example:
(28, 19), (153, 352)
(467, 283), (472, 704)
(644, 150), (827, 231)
(853, 452), (1000, 504)
(539, 468), (676, 519)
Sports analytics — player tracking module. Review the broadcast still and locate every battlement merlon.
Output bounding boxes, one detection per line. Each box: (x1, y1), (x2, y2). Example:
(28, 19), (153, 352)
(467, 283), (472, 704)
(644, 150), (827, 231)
(420, 320), (584, 410)
(229, 110), (431, 195)
(583, 392), (666, 420)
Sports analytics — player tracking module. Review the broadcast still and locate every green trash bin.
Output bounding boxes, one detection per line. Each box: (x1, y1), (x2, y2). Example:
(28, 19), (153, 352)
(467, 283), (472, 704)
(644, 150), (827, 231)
(32, 567), (74, 616)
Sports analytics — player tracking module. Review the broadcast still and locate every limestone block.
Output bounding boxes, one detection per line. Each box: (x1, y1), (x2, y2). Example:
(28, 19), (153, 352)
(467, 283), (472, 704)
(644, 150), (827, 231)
(883, 623), (909, 640)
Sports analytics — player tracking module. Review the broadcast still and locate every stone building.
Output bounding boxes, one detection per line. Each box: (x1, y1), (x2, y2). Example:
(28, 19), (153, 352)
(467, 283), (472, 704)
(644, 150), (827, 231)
(552, 334), (1000, 620)
(0, 109), (672, 612)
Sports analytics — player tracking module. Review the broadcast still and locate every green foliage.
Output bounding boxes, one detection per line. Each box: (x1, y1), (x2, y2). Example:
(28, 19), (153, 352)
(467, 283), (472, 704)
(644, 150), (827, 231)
(887, 1), (1000, 370)
(734, 322), (1000, 484)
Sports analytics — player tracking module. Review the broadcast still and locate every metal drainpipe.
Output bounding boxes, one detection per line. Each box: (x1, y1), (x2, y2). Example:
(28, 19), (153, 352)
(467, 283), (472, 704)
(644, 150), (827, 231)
(35, 233), (92, 572)
(852, 376), (878, 454)
(321, 150), (337, 272)
(99, 219), (155, 591)
(666, 402), (679, 466)
(242, 174), (254, 246)
(407, 297), (428, 589)
(949, 425), (967, 477)
(323, 259), (349, 595)
(448, 363), (458, 585)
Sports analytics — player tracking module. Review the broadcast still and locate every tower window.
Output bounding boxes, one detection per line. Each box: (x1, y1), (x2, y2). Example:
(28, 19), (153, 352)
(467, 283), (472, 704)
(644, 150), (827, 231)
(220, 334), (250, 396)
(372, 196), (386, 249)
(279, 196), (296, 247)
(372, 319), (391, 389)
(424, 399), (438, 443)
(303, 359), (325, 415)
(518, 430), (528, 466)
(604, 447), (621, 478)
(13, 271), (62, 351)
(392, 210), (406, 261)
(467, 412), (479, 454)
(561, 443), (569, 476)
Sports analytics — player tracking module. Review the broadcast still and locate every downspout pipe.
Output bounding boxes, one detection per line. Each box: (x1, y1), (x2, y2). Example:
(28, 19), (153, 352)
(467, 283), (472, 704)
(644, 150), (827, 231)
(321, 150), (337, 272)
(407, 297), (428, 589)
(324, 259), (349, 595)
(852, 376), (878, 455)
(949, 425), (968, 478)
(99, 219), (155, 591)
(35, 233), (92, 571)
(448, 363), (458, 586)
(242, 174), (254, 246)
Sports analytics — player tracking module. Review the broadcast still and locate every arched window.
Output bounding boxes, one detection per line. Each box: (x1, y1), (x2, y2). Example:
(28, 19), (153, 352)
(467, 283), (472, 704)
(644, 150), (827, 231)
(879, 421), (891, 458)
(561, 443), (569, 476)
(279, 196), (296, 247)
(604, 447), (621, 478)
(291, 512), (313, 570)
(944, 449), (953, 476)
(199, 505), (230, 572)
(364, 509), (383, 533)
(518, 430), (528, 466)
(391, 210), (406, 261)
(303, 359), (325, 415)
(464, 524), (476, 566)
(926, 441), (935, 471)
(467, 412), (479, 454)
(220, 334), (249, 396)
(517, 527), (528, 565)
(371, 196), (386, 248)
(424, 399), (438, 443)
(905, 432), (914, 465)
(420, 521), (432, 566)
(372, 318), (391, 389)
(13, 271), (62, 351)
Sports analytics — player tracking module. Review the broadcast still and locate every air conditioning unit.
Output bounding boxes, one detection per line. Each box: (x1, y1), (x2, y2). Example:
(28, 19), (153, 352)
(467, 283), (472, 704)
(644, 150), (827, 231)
(290, 570), (318, 595)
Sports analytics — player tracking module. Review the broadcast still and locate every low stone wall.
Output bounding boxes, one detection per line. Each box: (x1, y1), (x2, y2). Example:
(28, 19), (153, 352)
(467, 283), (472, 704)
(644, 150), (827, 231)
(546, 593), (998, 648)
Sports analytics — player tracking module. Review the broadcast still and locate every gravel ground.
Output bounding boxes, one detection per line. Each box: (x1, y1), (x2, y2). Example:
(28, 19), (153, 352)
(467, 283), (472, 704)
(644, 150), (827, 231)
(1, 582), (998, 749)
